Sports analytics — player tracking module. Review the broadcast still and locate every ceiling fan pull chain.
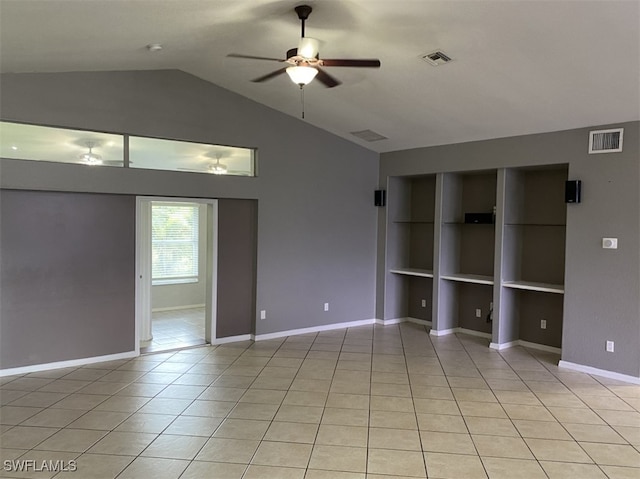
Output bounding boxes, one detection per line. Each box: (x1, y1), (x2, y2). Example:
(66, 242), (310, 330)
(300, 85), (305, 119)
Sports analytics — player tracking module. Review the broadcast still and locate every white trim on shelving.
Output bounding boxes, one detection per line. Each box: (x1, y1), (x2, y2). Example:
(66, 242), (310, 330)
(559, 360), (640, 385)
(440, 273), (494, 285)
(389, 268), (434, 278)
(502, 281), (564, 294)
(0, 350), (138, 378)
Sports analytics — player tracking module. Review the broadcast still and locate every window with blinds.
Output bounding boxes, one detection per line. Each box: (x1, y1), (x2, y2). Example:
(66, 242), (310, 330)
(152, 202), (199, 284)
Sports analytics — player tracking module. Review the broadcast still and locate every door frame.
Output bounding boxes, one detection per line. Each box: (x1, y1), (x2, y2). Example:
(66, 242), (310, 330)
(135, 196), (219, 351)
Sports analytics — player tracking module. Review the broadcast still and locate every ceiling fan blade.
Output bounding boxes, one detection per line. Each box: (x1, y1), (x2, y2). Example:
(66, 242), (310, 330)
(315, 68), (341, 88)
(227, 53), (285, 62)
(252, 68), (288, 83)
(321, 59), (381, 68)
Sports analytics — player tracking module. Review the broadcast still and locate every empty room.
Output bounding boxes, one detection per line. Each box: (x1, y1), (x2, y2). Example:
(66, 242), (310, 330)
(0, 1), (639, 478)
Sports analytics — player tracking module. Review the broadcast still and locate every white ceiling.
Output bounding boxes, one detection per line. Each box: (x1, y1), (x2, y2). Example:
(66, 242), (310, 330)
(1, 0), (639, 153)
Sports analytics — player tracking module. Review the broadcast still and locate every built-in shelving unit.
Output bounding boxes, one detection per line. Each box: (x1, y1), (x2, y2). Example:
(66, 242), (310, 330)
(433, 171), (497, 335)
(494, 166), (568, 350)
(384, 175), (436, 323)
(383, 165), (568, 352)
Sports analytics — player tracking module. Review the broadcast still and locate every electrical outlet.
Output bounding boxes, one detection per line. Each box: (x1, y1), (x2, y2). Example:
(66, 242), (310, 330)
(540, 319), (547, 329)
(324, 303), (329, 312)
(475, 309), (482, 318)
(421, 299), (427, 308)
(260, 310), (266, 320)
(606, 340), (614, 352)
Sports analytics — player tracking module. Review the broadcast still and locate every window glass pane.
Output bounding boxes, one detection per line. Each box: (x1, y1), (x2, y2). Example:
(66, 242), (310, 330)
(152, 202), (199, 282)
(0, 121), (124, 166)
(130, 136), (255, 176)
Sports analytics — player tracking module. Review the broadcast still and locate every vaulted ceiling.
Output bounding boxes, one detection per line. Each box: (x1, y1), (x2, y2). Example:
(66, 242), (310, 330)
(1, 0), (638, 153)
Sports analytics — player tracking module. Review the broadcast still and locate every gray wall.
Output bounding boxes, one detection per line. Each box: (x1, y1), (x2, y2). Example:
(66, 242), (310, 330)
(152, 204), (207, 311)
(0, 69), (379, 368)
(217, 199), (257, 338)
(378, 122), (640, 377)
(0, 190), (135, 369)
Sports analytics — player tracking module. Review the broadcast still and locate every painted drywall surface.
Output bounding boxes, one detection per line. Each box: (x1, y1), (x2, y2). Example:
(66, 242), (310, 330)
(0, 70), (378, 344)
(151, 204), (207, 311)
(379, 121), (640, 377)
(0, 190), (135, 369)
(217, 199), (257, 338)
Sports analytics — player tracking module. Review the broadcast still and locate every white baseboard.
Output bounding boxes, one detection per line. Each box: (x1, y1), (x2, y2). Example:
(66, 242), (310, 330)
(254, 318), (377, 341)
(559, 360), (640, 385)
(152, 303), (205, 313)
(457, 328), (492, 340)
(490, 339), (561, 354)
(212, 334), (253, 345)
(406, 317), (432, 327)
(430, 328), (457, 337)
(375, 317), (405, 326)
(490, 340), (519, 350)
(0, 350), (139, 378)
(519, 340), (562, 354)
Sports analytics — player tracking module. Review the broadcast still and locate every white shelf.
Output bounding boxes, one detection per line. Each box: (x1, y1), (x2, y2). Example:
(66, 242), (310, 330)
(389, 268), (434, 278)
(441, 273), (494, 285)
(502, 280), (564, 294)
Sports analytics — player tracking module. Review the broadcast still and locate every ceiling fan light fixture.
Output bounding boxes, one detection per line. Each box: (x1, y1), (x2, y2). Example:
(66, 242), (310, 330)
(286, 65), (318, 86)
(297, 37), (319, 58)
(79, 143), (103, 165)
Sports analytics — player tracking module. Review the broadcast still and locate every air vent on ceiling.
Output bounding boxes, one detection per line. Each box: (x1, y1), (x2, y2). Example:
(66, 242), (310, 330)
(421, 50), (452, 66)
(589, 128), (623, 154)
(351, 129), (388, 142)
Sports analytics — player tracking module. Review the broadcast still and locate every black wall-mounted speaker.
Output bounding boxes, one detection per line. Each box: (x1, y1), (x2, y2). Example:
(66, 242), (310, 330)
(374, 190), (386, 207)
(565, 180), (581, 203)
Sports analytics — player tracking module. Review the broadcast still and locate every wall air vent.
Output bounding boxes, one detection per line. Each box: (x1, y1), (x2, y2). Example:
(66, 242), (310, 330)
(588, 128), (623, 154)
(350, 129), (388, 142)
(421, 50), (452, 66)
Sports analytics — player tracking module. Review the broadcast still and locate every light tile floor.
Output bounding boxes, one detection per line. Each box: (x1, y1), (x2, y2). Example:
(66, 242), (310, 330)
(142, 308), (206, 354)
(1, 323), (640, 478)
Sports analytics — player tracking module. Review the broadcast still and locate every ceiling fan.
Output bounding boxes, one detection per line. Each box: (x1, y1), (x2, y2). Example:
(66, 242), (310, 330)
(228, 4), (381, 88)
(178, 152), (250, 176)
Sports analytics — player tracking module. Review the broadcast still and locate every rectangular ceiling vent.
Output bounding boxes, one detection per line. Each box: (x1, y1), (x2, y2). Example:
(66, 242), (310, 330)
(351, 129), (388, 142)
(421, 50), (452, 66)
(589, 128), (624, 154)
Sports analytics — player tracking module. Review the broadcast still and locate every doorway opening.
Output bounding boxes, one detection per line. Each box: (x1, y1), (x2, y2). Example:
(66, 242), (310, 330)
(136, 197), (218, 353)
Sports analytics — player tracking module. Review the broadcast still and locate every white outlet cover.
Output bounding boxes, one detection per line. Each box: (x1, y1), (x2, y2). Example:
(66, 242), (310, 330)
(540, 319), (547, 329)
(260, 310), (266, 320)
(324, 303), (329, 311)
(602, 238), (618, 249)
(606, 340), (615, 352)
(475, 309), (482, 318)
(421, 300), (427, 307)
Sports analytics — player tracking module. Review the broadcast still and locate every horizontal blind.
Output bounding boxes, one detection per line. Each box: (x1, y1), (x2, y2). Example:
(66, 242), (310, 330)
(152, 202), (199, 282)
